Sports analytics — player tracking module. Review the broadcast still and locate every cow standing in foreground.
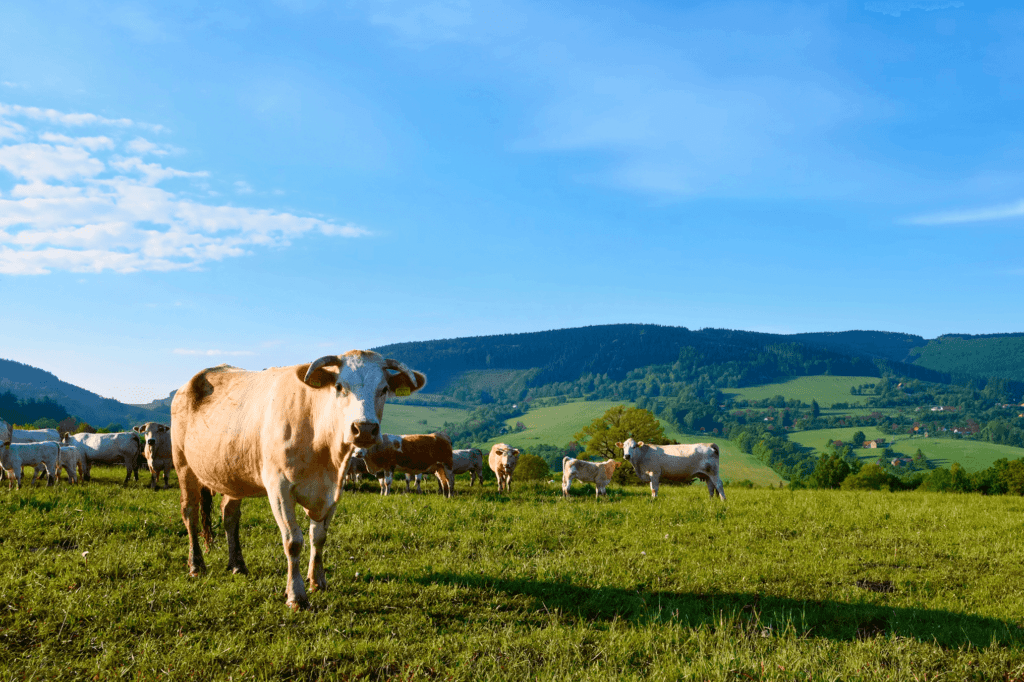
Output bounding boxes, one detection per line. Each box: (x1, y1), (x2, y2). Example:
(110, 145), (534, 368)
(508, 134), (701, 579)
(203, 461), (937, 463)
(361, 433), (454, 497)
(617, 438), (726, 500)
(63, 432), (141, 483)
(488, 443), (520, 492)
(1, 441), (59, 489)
(562, 457), (622, 498)
(133, 423), (174, 490)
(171, 351), (426, 610)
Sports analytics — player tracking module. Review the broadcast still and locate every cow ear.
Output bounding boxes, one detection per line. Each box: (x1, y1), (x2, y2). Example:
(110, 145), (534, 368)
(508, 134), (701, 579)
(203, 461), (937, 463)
(133, 426), (142, 433)
(615, 442), (623, 449)
(159, 425), (169, 432)
(387, 369), (427, 397)
(637, 441), (645, 448)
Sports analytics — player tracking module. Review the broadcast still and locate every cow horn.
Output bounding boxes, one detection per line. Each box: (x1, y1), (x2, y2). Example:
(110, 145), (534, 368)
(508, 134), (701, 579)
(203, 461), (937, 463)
(304, 355), (343, 385)
(383, 358), (418, 387)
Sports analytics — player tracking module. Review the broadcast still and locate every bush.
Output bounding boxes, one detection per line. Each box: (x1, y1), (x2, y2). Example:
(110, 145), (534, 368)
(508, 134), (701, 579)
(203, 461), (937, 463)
(515, 453), (551, 481)
(840, 464), (891, 491)
(611, 459), (644, 486)
(728, 479), (756, 489)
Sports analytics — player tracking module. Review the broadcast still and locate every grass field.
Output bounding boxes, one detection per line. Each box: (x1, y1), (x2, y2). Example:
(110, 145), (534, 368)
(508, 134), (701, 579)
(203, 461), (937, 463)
(474, 400), (783, 487)
(789, 427), (888, 454)
(722, 376), (879, 407)
(2, 467), (1023, 680)
(379, 404), (470, 436)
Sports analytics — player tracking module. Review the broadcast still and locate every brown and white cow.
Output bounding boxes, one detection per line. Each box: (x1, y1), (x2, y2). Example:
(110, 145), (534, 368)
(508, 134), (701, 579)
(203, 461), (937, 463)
(617, 438), (726, 500)
(171, 351), (426, 610)
(133, 422), (174, 490)
(562, 457), (622, 498)
(361, 433), (454, 497)
(488, 443), (520, 492)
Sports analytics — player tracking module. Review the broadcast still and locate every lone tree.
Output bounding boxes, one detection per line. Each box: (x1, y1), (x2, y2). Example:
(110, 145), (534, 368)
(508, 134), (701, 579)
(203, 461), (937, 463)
(573, 405), (668, 461)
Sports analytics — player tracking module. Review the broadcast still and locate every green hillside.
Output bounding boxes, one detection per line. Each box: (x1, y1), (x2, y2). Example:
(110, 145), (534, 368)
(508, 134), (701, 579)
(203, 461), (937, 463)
(911, 334), (1024, 381)
(380, 404), (470, 435)
(721, 375), (880, 407)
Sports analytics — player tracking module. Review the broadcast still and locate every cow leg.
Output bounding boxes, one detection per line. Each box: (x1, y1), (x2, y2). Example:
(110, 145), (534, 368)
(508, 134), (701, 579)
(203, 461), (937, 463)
(561, 472), (571, 498)
(650, 476), (660, 499)
(711, 476), (726, 502)
(221, 495), (248, 575)
(164, 466), (171, 490)
(262, 469), (307, 611)
(306, 504), (336, 593)
(150, 466), (159, 491)
(83, 460), (91, 482)
(178, 467), (208, 576)
(432, 469), (448, 498)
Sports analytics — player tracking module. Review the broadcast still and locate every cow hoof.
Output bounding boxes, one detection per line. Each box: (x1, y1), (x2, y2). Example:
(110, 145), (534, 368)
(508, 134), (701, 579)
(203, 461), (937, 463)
(308, 578), (327, 593)
(230, 565), (248, 576)
(287, 599), (309, 612)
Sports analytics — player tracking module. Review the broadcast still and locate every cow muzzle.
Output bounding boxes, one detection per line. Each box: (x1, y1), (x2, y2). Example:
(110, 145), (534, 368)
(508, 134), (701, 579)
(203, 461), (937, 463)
(350, 421), (380, 447)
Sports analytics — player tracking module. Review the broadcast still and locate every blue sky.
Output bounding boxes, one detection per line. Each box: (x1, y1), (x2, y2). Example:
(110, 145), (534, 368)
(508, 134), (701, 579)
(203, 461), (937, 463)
(1, 0), (1022, 402)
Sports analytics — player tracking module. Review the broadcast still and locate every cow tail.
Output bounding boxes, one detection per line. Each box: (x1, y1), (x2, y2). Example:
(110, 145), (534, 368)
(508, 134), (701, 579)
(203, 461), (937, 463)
(562, 456), (570, 468)
(200, 487), (214, 548)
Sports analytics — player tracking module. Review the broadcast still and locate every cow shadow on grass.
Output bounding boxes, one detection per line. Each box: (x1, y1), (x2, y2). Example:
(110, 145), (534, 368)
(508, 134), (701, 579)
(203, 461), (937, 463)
(402, 571), (1022, 648)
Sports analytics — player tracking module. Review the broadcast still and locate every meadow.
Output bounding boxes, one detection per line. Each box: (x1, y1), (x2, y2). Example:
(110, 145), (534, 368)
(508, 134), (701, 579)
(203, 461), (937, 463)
(721, 376), (880, 407)
(2, 467), (1023, 680)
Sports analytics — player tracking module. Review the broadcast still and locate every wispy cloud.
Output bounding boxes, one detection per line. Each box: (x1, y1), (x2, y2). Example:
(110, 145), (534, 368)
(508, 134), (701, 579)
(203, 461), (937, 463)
(0, 102), (370, 274)
(864, 1), (964, 17)
(173, 349), (256, 356)
(234, 180), (254, 194)
(906, 200), (1024, 225)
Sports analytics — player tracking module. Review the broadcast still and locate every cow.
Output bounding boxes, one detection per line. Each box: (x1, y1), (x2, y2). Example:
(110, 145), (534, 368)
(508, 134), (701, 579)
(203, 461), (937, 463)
(133, 422), (174, 490)
(170, 351), (426, 610)
(488, 443), (520, 492)
(63, 432), (141, 483)
(12, 428), (60, 443)
(617, 438), (726, 501)
(562, 457), (622, 498)
(1, 441), (59, 489)
(405, 473), (424, 494)
(57, 443), (87, 484)
(451, 448), (484, 489)
(0, 419), (9, 483)
(362, 433), (454, 497)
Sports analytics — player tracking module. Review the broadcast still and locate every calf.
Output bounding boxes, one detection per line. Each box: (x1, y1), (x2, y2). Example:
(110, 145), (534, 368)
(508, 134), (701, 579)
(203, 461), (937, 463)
(488, 443), (520, 492)
(133, 423), (174, 490)
(1, 441), (59, 489)
(57, 443), (87, 484)
(617, 438), (726, 500)
(562, 457), (622, 498)
(362, 433), (454, 497)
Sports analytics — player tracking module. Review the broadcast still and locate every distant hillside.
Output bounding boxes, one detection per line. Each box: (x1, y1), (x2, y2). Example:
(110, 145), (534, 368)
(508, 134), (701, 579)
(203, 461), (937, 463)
(0, 358), (167, 427)
(909, 334), (1024, 382)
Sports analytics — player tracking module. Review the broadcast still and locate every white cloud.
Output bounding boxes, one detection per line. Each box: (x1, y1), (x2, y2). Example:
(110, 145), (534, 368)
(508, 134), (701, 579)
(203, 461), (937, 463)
(173, 349), (256, 356)
(234, 180), (254, 194)
(0, 102), (371, 274)
(126, 137), (175, 156)
(0, 103), (165, 133)
(906, 199), (1024, 225)
(864, 1), (964, 17)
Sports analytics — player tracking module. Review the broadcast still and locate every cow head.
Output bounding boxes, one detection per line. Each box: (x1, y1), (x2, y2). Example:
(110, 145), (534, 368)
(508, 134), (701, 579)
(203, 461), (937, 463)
(617, 438), (645, 462)
(133, 422), (170, 461)
(492, 444), (520, 471)
(301, 351), (426, 449)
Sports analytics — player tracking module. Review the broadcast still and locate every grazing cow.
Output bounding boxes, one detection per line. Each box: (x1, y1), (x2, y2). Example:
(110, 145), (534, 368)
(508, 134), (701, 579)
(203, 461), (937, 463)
(64, 432), (141, 483)
(171, 351), (426, 610)
(1, 441), (59, 489)
(617, 438), (726, 501)
(133, 423), (174, 490)
(362, 433), (454, 497)
(12, 428), (60, 443)
(451, 448), (484, 489)
(488, 443), (520, 492)
(57, 443), (87, 484)
(562, 457), (622, 498)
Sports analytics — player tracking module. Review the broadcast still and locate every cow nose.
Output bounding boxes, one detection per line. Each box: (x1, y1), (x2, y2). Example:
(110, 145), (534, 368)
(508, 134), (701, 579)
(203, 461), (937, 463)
(147, 439), (155, 446)
(351, 421), (380, 441)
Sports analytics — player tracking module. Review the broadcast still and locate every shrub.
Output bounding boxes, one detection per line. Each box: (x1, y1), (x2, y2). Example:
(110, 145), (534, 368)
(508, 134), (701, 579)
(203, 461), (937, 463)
(840, 464), (891, 491)
(515, 453), (551, 481)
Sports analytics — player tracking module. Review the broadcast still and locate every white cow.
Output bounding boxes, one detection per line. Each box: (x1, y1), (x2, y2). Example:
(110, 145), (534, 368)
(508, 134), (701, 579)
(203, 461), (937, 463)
(451, 448), (484, 488)
(13, 428), (60, 443)
(562, 457), (622, 498)
(133, 423), (174, 490)
(0, 419), (9, 483)
(1, 441), (59, 489)
(488, 443), (520, 492)
(63, 432), (141, 483)
(617, 438), (726, 500)
(57, 443), (87, 484)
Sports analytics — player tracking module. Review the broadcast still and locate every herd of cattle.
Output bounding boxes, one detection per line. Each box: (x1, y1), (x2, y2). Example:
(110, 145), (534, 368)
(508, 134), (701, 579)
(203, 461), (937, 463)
(1, 349), (726, 610)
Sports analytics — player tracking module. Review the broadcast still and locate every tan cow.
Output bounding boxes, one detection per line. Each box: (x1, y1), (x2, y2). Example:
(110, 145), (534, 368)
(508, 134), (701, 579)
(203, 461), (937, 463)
(133, 422), (174, 490)
(361, 433), (454, 497)
(562, 457), (622, 498)
(617, 438), (726, 500)
(488, 443), (520, 492)
(171, 351), (426, 610)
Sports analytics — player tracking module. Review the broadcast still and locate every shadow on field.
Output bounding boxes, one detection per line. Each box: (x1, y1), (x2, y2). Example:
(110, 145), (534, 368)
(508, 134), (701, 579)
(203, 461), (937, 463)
(409, 571), (1022, 649)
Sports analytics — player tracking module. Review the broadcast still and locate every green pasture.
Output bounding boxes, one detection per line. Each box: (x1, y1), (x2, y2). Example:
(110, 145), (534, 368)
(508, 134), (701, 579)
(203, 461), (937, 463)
(789, 427), (888, 454)
(379, 404), (469, 436)
(2, 467), (1024, 680)
(472, 400), (782, 487)
(722, 375), (879, 407)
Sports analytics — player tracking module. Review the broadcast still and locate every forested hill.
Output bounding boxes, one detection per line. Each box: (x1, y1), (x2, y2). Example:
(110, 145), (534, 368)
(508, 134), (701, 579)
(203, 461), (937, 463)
(0, 358), (166, 427)
(373, 324), (955, 396)
(907, 334), (1024, 382)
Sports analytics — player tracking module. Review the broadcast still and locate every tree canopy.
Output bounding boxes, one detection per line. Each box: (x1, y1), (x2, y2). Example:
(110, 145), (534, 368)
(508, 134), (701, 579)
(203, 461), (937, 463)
(573, 405), (668, 461)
